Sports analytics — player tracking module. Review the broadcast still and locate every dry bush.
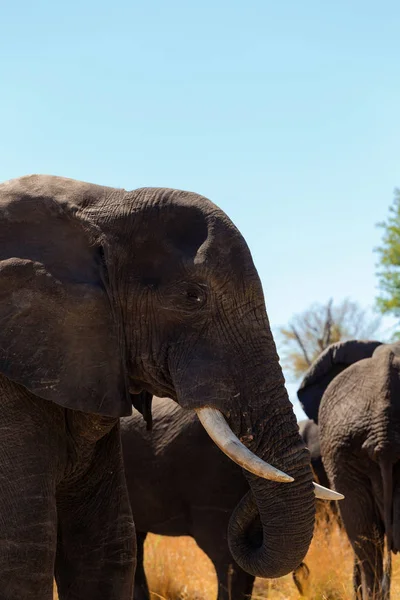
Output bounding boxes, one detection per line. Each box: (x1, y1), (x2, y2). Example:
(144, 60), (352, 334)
(52, 506), (400, 599)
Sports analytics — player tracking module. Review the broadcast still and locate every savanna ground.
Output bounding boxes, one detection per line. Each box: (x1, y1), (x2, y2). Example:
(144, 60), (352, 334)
(53, 507), (400, 599)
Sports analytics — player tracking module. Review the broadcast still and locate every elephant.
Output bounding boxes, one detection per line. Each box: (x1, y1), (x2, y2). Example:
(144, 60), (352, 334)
(297, 339), (400, 599)
(298, 419), (329, 490)
(0, 174), (341, 600)
(121, 401), (331, 600)
(121, 396), (254, 600)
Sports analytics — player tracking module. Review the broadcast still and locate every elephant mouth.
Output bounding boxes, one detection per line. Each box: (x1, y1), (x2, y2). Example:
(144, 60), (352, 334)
(129, 385), (154, 430)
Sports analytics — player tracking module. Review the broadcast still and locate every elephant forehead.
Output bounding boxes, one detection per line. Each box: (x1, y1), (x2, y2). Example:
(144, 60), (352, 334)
(92, 190), (259, 282)
(91, 187), (242, 245)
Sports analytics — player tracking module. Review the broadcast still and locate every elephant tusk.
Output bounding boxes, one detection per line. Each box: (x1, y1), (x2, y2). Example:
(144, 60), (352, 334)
(195, 407), (294, 483)
(313, 482), (344, 501)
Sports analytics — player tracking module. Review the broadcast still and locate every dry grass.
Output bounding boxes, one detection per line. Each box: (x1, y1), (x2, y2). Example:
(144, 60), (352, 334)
(142, 508), (400, 600)
(142, 511), (353, 600)
(53, 508), (400, 599)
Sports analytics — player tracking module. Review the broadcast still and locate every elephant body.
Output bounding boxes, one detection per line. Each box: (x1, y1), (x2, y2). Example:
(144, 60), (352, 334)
(0, 174), (315, 599)
(121, 397), (253, 600)
(298, 340), (400, 599)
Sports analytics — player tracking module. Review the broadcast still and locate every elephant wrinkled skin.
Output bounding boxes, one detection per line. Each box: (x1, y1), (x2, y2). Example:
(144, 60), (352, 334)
(0, 174), (315, 600)
(298, 339), (400, 600)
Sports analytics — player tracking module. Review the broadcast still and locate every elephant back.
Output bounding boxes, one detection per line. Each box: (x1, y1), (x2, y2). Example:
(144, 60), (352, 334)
(297, 340), (382, 424)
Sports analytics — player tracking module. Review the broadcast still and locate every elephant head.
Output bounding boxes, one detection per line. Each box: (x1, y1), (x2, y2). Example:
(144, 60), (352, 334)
(297, 340), (383, 424)
(0, 174), (335, 578)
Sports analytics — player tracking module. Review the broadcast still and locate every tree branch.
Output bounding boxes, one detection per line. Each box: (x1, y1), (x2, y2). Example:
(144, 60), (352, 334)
(290, 325), (312, 366)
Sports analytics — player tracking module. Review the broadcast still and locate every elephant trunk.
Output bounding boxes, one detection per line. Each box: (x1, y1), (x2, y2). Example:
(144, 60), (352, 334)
(171, 307), (316, 578)
(227, 401), (315, 578)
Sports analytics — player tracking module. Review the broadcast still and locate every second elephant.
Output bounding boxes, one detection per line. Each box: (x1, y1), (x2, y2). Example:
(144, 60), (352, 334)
(121, 401), (326, 600)
(298, 339), (400, 600)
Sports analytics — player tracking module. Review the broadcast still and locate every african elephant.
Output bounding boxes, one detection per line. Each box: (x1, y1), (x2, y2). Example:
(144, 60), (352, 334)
(122, 401), (331, 600)
(298, 419), (329, 490)
(297, 339), (400, 599)
(122, 397), (254, 600)
(0, 174), (339, 600)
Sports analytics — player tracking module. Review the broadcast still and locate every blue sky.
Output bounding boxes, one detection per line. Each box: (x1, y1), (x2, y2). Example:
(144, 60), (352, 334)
(1, 1), (399, 418)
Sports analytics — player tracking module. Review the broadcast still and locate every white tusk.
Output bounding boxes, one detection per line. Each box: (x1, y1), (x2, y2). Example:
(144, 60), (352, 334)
(314, 482), (344, 501)
(195, 407), (294, 483)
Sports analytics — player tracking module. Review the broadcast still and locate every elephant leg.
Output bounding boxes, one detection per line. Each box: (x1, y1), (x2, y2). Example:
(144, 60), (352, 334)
(335, 477), (384, 600)
(194, 516), (254, 600)
(134, 531), (150, 600)
(352, 520), (384, 600)
(292, 562), (310, 596)
(0, 380), (60, 600)
(55, 423), (136, 600)
(223, 563), (255, 600)
(210, 555), (254, 600)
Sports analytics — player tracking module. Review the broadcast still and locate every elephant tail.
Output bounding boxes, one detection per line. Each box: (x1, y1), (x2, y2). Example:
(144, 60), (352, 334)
(380, 458), (393, 594)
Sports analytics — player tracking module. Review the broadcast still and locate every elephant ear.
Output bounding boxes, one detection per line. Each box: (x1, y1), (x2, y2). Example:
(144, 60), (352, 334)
(297, 340), (382, 423)
(0, 183), (130, 417)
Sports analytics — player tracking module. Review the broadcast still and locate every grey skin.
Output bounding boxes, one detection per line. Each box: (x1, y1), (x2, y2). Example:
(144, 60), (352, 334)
(298, 419), (329, 490)
(0, 175), (315, 600)
(298, 339), (400, 600)
(121, 400), (314, 600)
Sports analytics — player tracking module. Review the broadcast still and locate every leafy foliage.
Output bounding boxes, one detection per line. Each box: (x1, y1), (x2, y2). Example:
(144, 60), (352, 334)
(375, 189), (400, 318)
(278, 298), (381, 379)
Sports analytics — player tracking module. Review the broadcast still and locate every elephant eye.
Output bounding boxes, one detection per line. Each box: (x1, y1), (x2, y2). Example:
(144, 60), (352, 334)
(161, 282), (207, 313)
(187, 289), (201, 302)
(183, 284), (206, 309)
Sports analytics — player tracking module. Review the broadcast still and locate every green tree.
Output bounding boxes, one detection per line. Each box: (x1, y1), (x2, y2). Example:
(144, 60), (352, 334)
(375, 189), (400, 317)
(278, 298), (381, 379)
